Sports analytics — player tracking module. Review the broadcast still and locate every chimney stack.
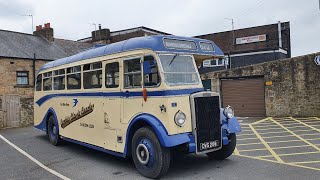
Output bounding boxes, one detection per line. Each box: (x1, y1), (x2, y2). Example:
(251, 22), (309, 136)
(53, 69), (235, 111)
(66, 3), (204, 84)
(33, 23), (54, 42)
(91, 24), (110, 44)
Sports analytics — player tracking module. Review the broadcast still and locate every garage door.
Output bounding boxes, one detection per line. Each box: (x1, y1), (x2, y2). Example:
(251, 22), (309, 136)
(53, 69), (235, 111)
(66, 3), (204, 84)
(221, 78), (265, 117)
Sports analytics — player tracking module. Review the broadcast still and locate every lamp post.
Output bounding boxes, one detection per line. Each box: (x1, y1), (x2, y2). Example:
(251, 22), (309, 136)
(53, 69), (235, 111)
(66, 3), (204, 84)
(225, 18), (235, 69)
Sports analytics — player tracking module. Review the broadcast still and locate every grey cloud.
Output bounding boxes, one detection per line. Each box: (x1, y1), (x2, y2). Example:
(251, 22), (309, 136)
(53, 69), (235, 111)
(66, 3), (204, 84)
(0, 1), (33, 19)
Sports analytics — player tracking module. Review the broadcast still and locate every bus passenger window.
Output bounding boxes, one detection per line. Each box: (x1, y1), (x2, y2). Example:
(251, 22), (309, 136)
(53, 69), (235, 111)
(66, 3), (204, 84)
(105, 62), (119, 88)
(35, 74), (42, 91)
(67, 66), (81, 90)
(53, 69), (65, 90)
(143, 56), (160, 87)
(124, 58), (141, 88)
(43, 72), (52, 91)
(83, 62), (102, 89)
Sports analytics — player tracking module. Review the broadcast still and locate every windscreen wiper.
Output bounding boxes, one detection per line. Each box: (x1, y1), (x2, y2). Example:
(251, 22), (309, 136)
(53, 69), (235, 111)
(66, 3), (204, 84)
(168, 54), (178, 66)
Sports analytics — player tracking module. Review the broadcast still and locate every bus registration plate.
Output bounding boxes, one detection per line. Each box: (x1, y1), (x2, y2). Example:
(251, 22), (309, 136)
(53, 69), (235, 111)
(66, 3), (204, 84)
(200, 140), (219, 151)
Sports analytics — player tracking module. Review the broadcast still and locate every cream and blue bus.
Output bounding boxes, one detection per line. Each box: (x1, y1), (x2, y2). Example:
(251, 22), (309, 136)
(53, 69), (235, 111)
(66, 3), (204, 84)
(34, 35), (241, 179)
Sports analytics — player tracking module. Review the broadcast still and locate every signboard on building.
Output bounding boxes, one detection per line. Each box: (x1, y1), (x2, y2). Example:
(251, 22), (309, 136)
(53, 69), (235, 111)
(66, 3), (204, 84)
(236, 34), (267, 45)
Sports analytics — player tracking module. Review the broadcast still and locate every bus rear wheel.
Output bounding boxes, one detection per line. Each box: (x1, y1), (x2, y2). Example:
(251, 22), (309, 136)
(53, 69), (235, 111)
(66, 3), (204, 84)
(206, 133), (236, 160)
(47, 115), (61, 146)
(132, 127), (171, 179)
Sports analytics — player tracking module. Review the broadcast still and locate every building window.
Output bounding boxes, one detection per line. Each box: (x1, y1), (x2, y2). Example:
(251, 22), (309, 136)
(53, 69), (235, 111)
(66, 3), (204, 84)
(16, 71), (29, 85)
(202, 58), (228, 68)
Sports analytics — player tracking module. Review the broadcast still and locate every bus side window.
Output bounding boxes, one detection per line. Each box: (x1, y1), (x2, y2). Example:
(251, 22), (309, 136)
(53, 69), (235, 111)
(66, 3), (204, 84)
(124, 58), (141, 88)
(43, 72), (52, 91)
(105, 62), (119, 88)
(143, 56), (160, 87)
(83, 62), (102, 89)
(36, 74), (42, 91)
(53, 69), (65, 90)
(67, 66), (81, 90)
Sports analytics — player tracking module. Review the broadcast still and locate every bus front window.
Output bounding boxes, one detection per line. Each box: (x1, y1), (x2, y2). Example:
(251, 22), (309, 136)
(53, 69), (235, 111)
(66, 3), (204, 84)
(158, 54), (200, 86)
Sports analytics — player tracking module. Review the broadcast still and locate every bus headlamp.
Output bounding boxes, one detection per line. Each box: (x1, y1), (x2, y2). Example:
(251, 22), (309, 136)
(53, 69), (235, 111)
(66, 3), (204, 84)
(224, 105), (234, 119)
(174, 111), (186, 127)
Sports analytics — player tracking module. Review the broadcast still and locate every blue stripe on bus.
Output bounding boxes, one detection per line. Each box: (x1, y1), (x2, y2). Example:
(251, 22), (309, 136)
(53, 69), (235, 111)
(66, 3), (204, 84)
(35, 88), (204, 106)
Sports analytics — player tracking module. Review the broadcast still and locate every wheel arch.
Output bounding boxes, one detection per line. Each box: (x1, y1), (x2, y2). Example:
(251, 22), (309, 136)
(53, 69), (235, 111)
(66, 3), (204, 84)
(34, 108), (59, 134)
(124, 113), (191, 157)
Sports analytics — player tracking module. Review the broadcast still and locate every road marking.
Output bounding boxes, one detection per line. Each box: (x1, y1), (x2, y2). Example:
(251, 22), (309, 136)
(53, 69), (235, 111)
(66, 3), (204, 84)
(259, 151), (320, 158)
(291, 129), (317, 133)
(253, 124), (280, 128)
(271, 144), (311, 150)
(238, 148), (267, 152)
(269, 118), (320, 152)
(249, 124), (284, 163)
(234, 147), (240, 155)
(289, 117), (320, 133)
(252, 117), (270, 125)
(299, 133), (320, 136)
(237, 137), (260, 140)
(292, 160), (320, 164)
(0, 134), (70, 180)
(258, 131), (289, 135)
(235, 117), (320, 172)
(237, 154), (320, 171)
(266, 139), (302, 144)
(262, 134), (295, 139)
(237, 142), (262, 146)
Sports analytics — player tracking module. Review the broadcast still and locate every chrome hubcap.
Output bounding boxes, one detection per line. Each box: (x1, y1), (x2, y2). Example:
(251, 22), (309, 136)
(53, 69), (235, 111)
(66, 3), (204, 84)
(136, 144), (150, 165)
(52, 125), (57, 135)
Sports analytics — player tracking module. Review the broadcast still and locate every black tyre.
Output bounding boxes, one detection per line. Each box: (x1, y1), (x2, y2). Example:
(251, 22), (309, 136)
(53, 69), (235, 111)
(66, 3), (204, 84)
(132, 127), (171, 179)
(47, 115), (61, 146)
(206, 133), (236, 160)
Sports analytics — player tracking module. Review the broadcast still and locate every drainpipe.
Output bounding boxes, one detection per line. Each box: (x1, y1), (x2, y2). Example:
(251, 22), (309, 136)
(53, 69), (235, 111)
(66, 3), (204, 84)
(33, 53), (36, 86)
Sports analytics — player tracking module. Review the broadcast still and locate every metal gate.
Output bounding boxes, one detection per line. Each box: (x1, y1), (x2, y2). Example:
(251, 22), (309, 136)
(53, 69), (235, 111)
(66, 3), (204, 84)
(221, 77), (266, 117)
(2, 95), (20, 128)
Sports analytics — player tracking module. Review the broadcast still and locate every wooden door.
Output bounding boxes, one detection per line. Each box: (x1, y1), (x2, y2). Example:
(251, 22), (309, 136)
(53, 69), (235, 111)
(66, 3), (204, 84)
(2, 95), (20, 128)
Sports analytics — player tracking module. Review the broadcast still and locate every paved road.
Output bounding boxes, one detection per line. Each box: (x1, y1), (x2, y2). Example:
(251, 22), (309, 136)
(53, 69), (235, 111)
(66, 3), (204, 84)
(1, 120), (320, 180)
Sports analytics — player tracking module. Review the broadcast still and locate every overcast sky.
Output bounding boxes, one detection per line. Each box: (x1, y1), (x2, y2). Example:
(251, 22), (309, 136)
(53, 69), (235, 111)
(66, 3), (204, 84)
(0, 0), (319, 57)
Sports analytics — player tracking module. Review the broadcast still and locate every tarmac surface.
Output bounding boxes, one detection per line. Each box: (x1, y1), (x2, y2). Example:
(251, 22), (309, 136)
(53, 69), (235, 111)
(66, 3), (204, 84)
(1, 117), (320, 180)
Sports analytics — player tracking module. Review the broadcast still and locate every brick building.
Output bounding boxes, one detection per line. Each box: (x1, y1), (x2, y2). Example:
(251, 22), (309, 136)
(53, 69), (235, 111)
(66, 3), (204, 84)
(196, 22), (291, 73)
(0, 24), (92, 129)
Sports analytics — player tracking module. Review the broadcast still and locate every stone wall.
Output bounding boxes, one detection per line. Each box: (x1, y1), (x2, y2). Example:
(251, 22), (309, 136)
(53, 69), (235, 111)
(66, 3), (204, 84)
(0, 57), (49, 128)
(202, 52), (320, 117)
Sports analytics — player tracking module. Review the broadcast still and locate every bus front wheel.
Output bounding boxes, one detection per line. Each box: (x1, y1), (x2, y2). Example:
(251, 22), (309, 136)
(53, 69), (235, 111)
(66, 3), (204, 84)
(47, 115), (61, 146)
(132, 127), (171, 179)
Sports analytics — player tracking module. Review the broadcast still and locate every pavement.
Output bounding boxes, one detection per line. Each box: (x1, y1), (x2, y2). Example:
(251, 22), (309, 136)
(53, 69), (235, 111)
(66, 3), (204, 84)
(1, 117), (320, 180)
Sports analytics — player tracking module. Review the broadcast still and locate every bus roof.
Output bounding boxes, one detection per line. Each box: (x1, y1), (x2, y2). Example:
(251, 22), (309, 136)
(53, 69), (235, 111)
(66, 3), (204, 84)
(39, 35), (224, 72)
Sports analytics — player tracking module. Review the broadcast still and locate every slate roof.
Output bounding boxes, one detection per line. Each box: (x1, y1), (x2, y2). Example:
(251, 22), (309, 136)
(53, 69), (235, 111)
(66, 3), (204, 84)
(0, 29), (92, 60)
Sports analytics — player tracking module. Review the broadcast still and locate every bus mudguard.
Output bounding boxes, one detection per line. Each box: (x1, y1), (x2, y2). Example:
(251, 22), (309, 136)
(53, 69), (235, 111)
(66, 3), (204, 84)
(34, 108), (59, 134)
(124, 113), (192, 155)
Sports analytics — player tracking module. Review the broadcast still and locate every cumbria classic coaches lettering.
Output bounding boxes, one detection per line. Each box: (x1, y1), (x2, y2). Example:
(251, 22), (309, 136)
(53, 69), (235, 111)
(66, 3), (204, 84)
(60, 103), (94, 129)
